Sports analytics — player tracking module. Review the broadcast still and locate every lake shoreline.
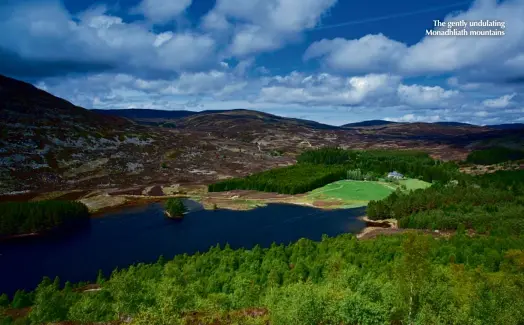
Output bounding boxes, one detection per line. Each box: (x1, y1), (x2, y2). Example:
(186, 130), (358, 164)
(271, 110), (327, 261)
(1, 201), (366, 296)
(0, 218), (91, 243)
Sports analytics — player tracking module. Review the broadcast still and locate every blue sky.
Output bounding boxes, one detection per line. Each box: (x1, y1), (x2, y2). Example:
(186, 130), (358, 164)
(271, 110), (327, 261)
(1, 0), (523, 125)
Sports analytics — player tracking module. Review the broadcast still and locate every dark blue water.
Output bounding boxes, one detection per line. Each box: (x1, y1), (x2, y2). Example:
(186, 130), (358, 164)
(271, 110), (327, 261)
(0, 201), (365, 295)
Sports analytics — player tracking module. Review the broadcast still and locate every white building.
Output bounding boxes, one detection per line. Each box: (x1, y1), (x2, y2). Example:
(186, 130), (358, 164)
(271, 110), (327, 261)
(387, 171), (404, 179)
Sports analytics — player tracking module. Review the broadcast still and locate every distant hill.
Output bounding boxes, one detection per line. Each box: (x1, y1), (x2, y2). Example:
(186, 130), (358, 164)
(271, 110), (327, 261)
(92, 108), (199, 120)
(172, 109), (342, 132)
(435, 122), (475, 127)
(95, 108), (341, 131)
(488, 123), (524, 130)
(342, 120), (397, 128)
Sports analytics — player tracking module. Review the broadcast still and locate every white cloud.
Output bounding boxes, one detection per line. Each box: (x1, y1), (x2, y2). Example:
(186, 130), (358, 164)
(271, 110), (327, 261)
(304, 0), (524, 80)
(400, 0), (524, 76)
(482, 93), (517, 108)
(203, 0), (337, 56)
(258, 73), (400, 106)
(304, 34), (407, 73)
(446, 77), (484, 91)
(0, 1), (216, 76)
(385, 114), (441, 123)
(397, 84), (459, 108)
(134, 0), (192, 24)
(229, 25), (281, 56)
(35, 68), (524, 126)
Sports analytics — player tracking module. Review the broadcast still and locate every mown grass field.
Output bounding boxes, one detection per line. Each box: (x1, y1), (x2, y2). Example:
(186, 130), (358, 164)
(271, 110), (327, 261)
(306, 180), (395, 206)
(304, 179), (432, 208)
(398, 178), (432, 190)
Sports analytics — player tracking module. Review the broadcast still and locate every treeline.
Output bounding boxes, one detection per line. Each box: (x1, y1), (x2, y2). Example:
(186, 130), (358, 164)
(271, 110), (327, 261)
(208, 164), (347, 194)
(368, 170), (524, 235)
(209, 148), (460, 194)
(367, 185), (515, 220)
(2, 233), (524, 324)
(0, 201), (89, 237)
(466, 147), (524, 165)
(474, 169), (524, 194)
(400, 203), (524, 236)
(296, 147), (351, 165)
(346, 169), (378, 181)
(298, 148), (460, 183)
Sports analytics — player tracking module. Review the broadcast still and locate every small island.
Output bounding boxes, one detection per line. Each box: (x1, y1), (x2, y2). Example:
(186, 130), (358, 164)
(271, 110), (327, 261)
(164, 198), (187, 219)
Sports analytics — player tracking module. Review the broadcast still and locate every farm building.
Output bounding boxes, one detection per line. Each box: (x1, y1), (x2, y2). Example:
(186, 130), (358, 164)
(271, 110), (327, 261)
(387, 171), (404, 179)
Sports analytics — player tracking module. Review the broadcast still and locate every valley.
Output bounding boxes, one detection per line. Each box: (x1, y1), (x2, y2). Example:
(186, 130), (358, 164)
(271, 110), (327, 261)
(2, 0), (524, 322)
(2, 74), (523, 199)
(1, 73), (524, 325)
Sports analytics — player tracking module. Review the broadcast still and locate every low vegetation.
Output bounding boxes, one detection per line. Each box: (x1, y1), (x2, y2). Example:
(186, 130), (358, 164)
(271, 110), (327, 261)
(0, 201), (89, 237)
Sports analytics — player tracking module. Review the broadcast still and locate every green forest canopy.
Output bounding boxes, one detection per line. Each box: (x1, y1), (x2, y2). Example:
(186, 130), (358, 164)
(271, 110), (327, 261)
(466, 147), (524, 165)
(0, 200), (90, 237)
(367, 170), (524, 236)
(2, 233), (524, 325)
(165, 198), (187, 218)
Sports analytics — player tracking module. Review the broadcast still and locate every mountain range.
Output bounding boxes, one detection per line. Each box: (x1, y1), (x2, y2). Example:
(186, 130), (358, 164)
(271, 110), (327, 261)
(1, 74), (523, 196)
(93, 108), (524, 130)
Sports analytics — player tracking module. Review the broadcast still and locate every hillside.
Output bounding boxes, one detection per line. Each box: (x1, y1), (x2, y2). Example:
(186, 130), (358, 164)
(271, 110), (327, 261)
(1, 74), (522, 197)
(95, 108), (341, 131)
(92, 108), (199, 120)
(0, 76), (295, 195)
(488, 123), (524, 130)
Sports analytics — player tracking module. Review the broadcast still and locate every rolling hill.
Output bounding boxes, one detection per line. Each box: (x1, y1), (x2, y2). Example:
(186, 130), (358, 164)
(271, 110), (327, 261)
(342, 120), (397, 128)
(92, 108), (199, 120)
(2, 74), (522, 196)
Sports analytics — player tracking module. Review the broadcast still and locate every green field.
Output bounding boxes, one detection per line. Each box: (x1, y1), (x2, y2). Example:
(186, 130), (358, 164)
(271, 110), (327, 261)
(398, 178), (432, 190)
(306, 180), (395, 206)
(304, 179), (432, 208)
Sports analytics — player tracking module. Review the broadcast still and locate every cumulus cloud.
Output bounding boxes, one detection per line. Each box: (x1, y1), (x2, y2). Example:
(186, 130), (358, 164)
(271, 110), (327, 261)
(0, 0), (216, 78)
(482, 93), (517, 108)
(397, 84), (459, 108)
(2, 0), (523, 126)
(304, 34), (408, 73)
(258, 73), (401, 106)
(385, 114), (441, 123)
(134, 0), (192, 24)
(35, 67), (524, 125)
(36, 60), (253, 109)
(304, 0), (524, 82)
(203, 0), (337, 56)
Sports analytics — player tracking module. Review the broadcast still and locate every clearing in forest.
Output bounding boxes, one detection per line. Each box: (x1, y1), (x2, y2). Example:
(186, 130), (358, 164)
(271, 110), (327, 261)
(306, 180), (395, 205)
(397, 178), (432, 190)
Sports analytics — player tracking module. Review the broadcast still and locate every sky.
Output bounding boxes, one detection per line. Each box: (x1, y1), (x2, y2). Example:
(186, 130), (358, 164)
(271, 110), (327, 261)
(0, 0), (523, 126)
